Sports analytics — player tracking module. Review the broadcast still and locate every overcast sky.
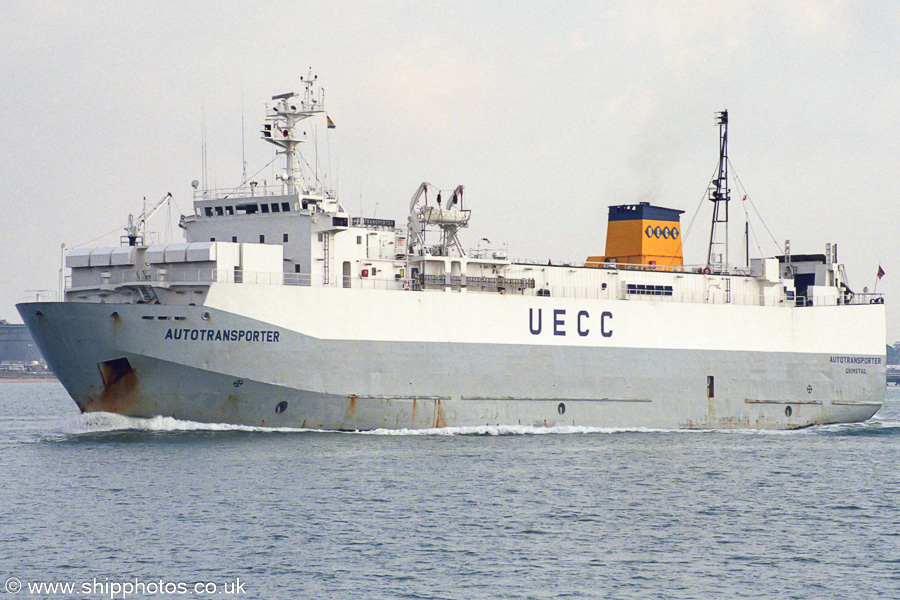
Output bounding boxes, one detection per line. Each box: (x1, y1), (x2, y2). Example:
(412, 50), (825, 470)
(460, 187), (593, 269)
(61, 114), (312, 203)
(2, 1), (899, 339)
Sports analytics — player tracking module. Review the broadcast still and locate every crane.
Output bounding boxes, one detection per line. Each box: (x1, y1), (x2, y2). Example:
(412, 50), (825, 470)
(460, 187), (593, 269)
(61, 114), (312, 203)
(123, 192), (173, 246)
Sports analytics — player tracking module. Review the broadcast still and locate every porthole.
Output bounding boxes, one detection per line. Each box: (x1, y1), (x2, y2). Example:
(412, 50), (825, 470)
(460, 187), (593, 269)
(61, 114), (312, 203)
(558, 402), (566, 415)
(275, 401), (288, 414)
(201, 312), (211, 321)
(785, 406), (793, 417)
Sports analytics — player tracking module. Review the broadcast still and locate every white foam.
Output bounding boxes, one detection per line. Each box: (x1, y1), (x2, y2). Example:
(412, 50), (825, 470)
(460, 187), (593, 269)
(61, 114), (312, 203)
(359, 424), (686, 436)
(60, 412), (308, 434)
(55, 412), (892, 437)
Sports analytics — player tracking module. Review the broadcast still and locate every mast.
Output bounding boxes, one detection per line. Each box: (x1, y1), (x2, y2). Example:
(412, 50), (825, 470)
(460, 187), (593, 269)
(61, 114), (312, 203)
(707, 110), (730, 269)
(261, 70), (325, 196)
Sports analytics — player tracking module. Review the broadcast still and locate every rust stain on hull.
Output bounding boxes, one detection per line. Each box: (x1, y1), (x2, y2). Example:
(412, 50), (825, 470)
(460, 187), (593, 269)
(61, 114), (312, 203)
(82, 369), (143, 415)
(222, 393), (241, 420)
(337, 395), (358, 430)
(433, 399), (448, 428)
(344, 395), (357, 421)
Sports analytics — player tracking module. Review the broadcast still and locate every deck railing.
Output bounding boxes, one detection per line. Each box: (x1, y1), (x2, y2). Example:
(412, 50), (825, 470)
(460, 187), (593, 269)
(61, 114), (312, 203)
(64, 266), (884, 308)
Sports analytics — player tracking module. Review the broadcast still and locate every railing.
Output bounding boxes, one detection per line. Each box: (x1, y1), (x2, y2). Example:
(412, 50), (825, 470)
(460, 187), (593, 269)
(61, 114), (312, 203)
(67, 268), (411, 292)
(64, 267), (884, 308)
(191, 184), (292, 201)
(511, 258), (752, 276)
(191, 184), (336, 202)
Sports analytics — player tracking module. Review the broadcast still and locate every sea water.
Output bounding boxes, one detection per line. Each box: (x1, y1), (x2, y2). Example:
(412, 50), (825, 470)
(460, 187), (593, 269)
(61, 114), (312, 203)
(1, 382), (898, 599)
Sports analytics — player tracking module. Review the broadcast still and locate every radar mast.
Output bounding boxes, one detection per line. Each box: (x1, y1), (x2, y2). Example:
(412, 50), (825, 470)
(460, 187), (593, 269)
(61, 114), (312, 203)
(261, 69), (326, 196)
(707, 110), (730, 269)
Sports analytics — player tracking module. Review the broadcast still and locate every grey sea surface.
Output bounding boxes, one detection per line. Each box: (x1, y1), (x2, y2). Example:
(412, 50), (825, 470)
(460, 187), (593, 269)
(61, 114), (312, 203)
(1, 382), (898, 600)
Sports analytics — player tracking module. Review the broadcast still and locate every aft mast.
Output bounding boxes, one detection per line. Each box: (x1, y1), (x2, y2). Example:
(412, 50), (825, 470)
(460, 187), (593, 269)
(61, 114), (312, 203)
(707, 110), (730, 270)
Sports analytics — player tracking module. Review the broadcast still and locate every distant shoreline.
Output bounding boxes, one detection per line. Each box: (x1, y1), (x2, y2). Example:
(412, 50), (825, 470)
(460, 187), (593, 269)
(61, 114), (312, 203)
(0, 375), (58, 383)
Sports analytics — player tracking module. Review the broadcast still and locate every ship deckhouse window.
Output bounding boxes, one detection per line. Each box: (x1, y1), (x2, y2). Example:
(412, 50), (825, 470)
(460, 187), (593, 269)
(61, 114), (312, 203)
(259, 234), (265, 243)
(261, 204), (270, 214)
(283, 234), (289, 242)
(357, 236), (362, 245)
(318, 233), (323, 242)
(281, 202), (291, 212)
(215, 206), (224, 216)
(626, 283), (673, 297)
(232, 236), (237, 243)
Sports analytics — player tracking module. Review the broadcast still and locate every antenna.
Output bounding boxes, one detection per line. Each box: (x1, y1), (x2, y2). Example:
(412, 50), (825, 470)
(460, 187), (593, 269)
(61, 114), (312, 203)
(59, 243), (66, 300)
(707, 110), (730, 270)
(241, 86), (247, 185)
(201, 102), (208, 191)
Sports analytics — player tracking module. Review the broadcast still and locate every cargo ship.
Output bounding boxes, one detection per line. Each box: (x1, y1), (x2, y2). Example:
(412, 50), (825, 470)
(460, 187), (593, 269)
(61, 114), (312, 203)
(18, 76), (886, 430)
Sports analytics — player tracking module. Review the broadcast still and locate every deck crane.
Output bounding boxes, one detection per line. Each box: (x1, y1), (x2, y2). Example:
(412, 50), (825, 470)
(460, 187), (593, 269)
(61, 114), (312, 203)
(123, 192), (173, 246)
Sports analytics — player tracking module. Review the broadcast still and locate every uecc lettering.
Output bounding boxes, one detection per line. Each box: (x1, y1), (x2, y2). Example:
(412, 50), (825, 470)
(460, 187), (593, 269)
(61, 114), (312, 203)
(528, 308), (612, 338)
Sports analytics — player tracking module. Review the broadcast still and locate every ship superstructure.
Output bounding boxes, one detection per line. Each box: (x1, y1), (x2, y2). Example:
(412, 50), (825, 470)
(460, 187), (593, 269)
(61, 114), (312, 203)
(19, 79), (886, 430)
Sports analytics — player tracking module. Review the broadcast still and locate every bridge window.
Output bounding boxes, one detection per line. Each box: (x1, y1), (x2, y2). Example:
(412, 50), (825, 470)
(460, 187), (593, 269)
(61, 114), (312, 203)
(271, 203), (280, 213)
(204, 207), (213, 217)
(225, 206), (234, 216)
(281, 202), (291, 212)
(261, 204), (270, 214)
(215, 206), (224, 216)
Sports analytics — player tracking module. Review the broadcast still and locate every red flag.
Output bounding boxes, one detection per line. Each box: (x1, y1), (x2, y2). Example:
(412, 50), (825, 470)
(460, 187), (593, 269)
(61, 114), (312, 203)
(877, 265), (885, 279)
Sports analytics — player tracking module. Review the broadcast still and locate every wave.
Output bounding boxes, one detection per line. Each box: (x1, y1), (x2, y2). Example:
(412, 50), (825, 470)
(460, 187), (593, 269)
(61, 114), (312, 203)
(52, 412), (900, 438)
(59, 412), (310, 435)
(359, 424), (686, 436)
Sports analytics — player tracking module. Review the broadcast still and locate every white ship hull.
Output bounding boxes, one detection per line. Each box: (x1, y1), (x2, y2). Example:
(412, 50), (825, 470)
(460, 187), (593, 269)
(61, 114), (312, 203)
(18, 284), (885, 430)
(21, 88), (886, 432)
